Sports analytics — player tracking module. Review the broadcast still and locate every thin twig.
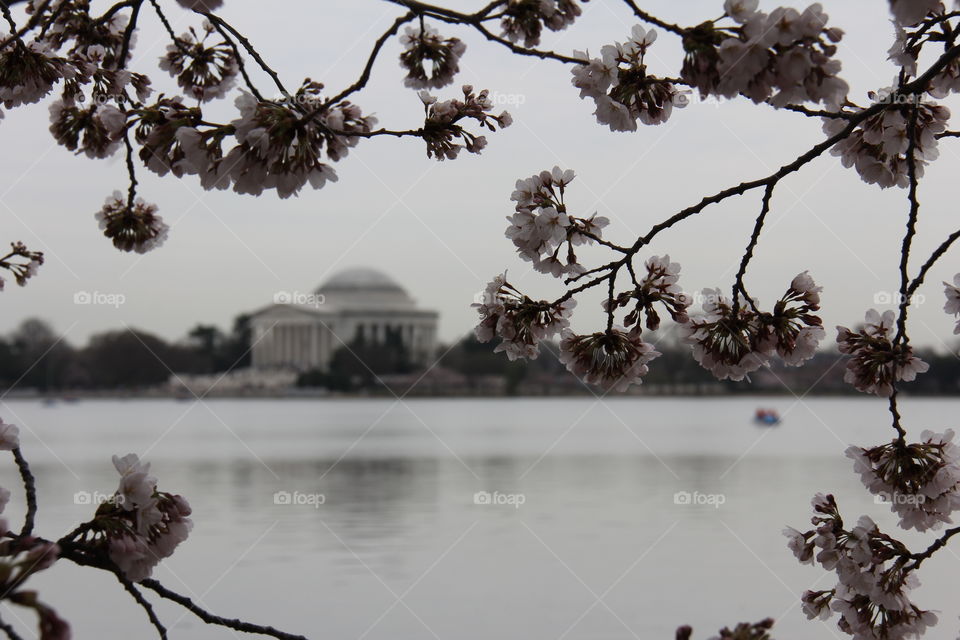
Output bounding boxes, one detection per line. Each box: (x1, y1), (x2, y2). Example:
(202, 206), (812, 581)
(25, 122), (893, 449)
(908, 525), (960, 569)
(894, 102), (922, 347)
(732, 183), (775, 312)
(116, 573), (167, 639)
(140, 579), (310, 640)
(11, 448), (36, 537)
(907, 227), (960, 296)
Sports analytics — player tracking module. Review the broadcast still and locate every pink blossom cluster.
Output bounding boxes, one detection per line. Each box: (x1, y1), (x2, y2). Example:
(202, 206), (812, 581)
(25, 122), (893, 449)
(836, 310), (929, 397)
(72, 454), (195, 583)
(681, 1), (847, 109)
(500, 0), (584, 48)
(847, 430), (960, 532)
(558, 327), (660, 391)
(505, 166), (609, 277)
(0, 241), (44, 290)
(95, 191), (169, 254)
(679, 272), (824, 381)
(473, 273), (576, 360)
(785, 494), (937, 640)
(603, 255), (691, 332)
(824, 98), (949, 189)
(943, 274), (960, 334)
(419, 85), (512, 160)
(571, 25), (688, 131)
(399, 24), (466, 90)
(0, 39), (73, 112)
(158, 22), (238, 102)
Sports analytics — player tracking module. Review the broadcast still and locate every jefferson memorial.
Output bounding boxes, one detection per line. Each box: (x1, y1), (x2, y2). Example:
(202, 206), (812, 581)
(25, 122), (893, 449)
(248, 268), (439, 372)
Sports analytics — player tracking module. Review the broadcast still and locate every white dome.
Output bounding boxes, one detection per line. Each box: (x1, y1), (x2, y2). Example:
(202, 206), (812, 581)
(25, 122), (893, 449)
(314, 268), (415, 310)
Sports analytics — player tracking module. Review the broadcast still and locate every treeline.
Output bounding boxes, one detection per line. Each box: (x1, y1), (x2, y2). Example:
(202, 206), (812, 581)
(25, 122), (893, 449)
(0, 317), (252, 392)
(2, 317), (959, 395)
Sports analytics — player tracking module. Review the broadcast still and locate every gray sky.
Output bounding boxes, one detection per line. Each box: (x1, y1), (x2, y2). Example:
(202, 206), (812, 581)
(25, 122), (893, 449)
(2, 0), (960, 353)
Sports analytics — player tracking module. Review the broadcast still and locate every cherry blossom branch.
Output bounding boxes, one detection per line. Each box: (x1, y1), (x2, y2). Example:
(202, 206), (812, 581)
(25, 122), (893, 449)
(203, 12), (266, 101)
(11, 448), (36, 537)
(894, 103), (922, 348)
(323, 11), (417, 108)
(139, 579), (309, 640)
(199, 11), (290, 98)
(887, 392), (908, 441)
(57, 528), (309, 640)
(115, 573), (167, 640)
(732, 183), (775, 312)
(621, 0), (686, 36)
(469, 22), (584, 64)
(116, 0), (143, 73)
(0, 0), (51, 50)
(908, 525), (960, 569)
(907, 227), (960, 297)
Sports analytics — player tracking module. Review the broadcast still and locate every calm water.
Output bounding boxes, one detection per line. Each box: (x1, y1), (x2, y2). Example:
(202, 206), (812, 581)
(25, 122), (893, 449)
(0, 396), (958, 639)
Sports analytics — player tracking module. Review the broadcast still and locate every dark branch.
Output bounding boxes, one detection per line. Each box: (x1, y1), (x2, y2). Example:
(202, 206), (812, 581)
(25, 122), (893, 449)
(11, 448), (36, 537)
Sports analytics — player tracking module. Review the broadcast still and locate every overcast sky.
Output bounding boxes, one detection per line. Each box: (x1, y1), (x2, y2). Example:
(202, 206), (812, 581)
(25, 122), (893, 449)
(2, 0), (960, 354)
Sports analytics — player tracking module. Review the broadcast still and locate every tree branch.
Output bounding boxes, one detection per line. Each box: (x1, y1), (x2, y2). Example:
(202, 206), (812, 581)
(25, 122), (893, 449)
(11, 448), (36, 537)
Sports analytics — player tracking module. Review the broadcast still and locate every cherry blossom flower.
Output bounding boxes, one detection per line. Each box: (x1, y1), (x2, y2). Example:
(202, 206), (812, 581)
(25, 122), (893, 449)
(679, 289), (768, 381)
(787, 494), (939, 639)
(847, 430), (960, 531)
(680, 273), (824, 380)
(824, 97), (949, 189)
(500, 0), (583, 48)
(506, 167), (608, 277)
(0, 420), (19, 450)
(48, 100), (126, 159)
(756, 271), (825, 366)
(723, 0), (759, 24)
(943, 274), (960, 334)
(0, 39), (72, 109)
(571, 26), (688, 131)
(420, 85), (511, 160)
(888, 0), (942, 27)
(681, 4), (847, 108)
(472, 273), (575, 360)
(603, 255), (691, 333)
(399, 24), (466, 89)
(71, 454), (193, 583)
(95, 191), (169, 254)
(113, 453), (158, 510)
(159, 23), (237, 102)
(888, 26), (918, 78)
(0, 242), (44, 289)
(836, 309), (929, 396)
(558, 327), (660, 391)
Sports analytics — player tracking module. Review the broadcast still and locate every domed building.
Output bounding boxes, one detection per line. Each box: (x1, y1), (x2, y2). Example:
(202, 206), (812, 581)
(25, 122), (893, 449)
(248, 268), (438, 372)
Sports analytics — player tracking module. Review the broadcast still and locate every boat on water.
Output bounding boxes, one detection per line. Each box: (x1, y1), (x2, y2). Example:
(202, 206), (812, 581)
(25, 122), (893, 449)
(754, 409), (781, 426)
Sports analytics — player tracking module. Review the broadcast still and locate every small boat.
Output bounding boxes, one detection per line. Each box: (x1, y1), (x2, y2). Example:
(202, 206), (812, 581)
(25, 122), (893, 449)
(754, 409), (781, 426)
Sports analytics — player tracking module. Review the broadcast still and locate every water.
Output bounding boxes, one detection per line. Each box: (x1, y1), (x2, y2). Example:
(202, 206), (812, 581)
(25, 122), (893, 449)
(0, 396), (957, 639)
